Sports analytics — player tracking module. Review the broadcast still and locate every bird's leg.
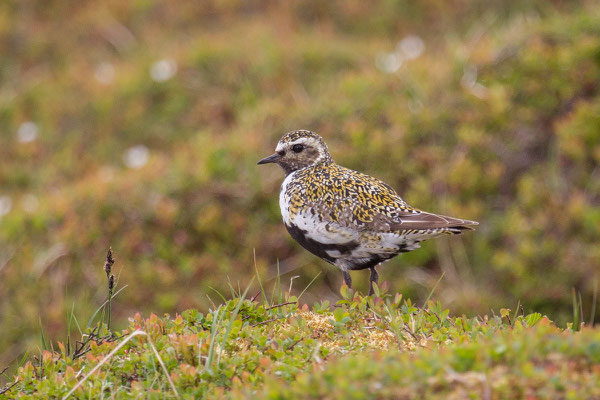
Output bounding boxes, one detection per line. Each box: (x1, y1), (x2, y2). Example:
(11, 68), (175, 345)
(368, 267), (379, 296)
(342, 270), (352, 289)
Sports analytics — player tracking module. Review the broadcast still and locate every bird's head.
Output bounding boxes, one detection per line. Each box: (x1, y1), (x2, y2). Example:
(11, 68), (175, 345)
(257, 130), (333, 175)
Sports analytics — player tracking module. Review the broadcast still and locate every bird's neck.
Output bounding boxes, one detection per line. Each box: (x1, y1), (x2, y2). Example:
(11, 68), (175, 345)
(283, 158), (335, 177)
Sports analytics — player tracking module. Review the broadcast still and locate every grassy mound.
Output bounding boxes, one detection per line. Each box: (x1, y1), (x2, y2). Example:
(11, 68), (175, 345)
(4, 286), (600, 399)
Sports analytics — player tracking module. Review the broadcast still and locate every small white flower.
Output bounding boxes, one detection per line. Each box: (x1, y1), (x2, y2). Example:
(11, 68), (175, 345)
(461, 64), (489, 99)
(398, 35), (424, 60)
(124, 145), (150, 169)
(0, 196), (12, 216)
(17, 122), (38, 143)
(375, 52), (402, 73)
(461, 64), (478, 88)
(95, 62), (115, 85)
(150, 59), (177, 82)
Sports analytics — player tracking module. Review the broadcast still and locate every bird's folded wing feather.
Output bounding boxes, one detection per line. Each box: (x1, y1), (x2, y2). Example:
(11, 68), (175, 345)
(323, 166), (478, 232)
(385, 210), (478, 231)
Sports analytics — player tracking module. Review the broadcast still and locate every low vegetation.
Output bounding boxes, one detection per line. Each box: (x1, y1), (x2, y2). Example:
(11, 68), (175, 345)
(2, 3), (600, 364)
(3, 278), (600, 398)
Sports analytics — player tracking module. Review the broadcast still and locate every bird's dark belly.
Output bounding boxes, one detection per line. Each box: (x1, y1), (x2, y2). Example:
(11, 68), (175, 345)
(284, 223), (360, 265)
(347, 252), (398, 271)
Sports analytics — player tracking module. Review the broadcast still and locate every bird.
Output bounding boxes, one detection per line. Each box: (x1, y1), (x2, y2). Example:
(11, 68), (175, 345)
(258, 129), (478, 295)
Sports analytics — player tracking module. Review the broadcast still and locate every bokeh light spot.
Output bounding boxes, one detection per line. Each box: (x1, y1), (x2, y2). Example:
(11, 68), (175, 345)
(150, 59), (177, 82)
(375, 52), (402, 73)
(17, 122), (38, 143)
(124, 145), (150, 169)
(95, 62), (115, 85)
(0, 196), (12, 216)
(398, 35), (425, 60)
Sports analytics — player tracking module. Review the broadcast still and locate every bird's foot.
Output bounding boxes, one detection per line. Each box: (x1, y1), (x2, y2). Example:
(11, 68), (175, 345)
(368, 267), (379, 296)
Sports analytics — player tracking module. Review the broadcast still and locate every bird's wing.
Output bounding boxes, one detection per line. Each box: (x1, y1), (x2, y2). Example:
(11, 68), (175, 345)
(324, 166), (478, 233)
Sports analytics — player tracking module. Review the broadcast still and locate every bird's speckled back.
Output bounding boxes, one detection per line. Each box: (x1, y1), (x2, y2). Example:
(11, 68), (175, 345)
(283, 162), (417, 230)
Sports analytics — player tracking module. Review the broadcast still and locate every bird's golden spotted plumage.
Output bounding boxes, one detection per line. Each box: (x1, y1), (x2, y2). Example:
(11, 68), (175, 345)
(285, 163), (417, 225)
(258, 129), (478, 295)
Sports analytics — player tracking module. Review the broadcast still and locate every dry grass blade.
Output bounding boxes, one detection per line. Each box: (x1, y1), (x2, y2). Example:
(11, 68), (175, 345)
(62, 330), (179, 400)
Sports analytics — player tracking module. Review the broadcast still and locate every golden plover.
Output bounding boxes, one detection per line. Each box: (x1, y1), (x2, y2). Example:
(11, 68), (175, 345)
(258, 130), (478, 295)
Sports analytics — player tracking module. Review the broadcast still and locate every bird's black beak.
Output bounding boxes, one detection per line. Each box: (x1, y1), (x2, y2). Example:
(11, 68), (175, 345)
(257, 153), (280, 165)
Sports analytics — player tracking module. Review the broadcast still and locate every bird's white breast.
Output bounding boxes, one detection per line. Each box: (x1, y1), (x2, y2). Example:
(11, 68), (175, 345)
(279, 171), (297, 226)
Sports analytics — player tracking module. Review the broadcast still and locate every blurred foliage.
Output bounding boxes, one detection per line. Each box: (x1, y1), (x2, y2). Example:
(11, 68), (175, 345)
(0, 0), (599, 365)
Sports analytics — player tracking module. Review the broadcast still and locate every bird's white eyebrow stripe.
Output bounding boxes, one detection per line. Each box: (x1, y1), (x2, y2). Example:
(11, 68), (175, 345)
(276, 137), (316, 151)
(290, 138), (313, 145)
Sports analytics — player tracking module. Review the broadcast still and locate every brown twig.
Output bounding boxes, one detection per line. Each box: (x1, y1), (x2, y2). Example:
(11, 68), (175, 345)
(71, 326), (121, 360)
(32, 355), (43, 381)
(265, 301), (296, 311)
(240, 300), (297, 323)
(72, 325), (98, 359)
(251, 317), (282, 327)
(422, 309), (441, 322)
(403, 326), (419, 342)
(250, 290), (261, 302)
(0, 381), (17, 395)
(287, 338), (303, 350)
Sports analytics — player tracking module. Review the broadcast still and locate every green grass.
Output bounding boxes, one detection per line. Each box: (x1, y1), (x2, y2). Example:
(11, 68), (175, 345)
(3, 285), (600, 399)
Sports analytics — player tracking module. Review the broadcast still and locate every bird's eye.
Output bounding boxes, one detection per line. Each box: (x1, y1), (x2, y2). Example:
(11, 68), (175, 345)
(292, 144), (304, 153)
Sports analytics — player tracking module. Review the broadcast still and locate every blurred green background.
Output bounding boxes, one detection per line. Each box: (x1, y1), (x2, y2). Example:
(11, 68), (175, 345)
(1, 0), (599, 366)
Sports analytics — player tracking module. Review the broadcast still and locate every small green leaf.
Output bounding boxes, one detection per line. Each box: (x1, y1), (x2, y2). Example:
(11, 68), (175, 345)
(525, 312), (542, 327)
